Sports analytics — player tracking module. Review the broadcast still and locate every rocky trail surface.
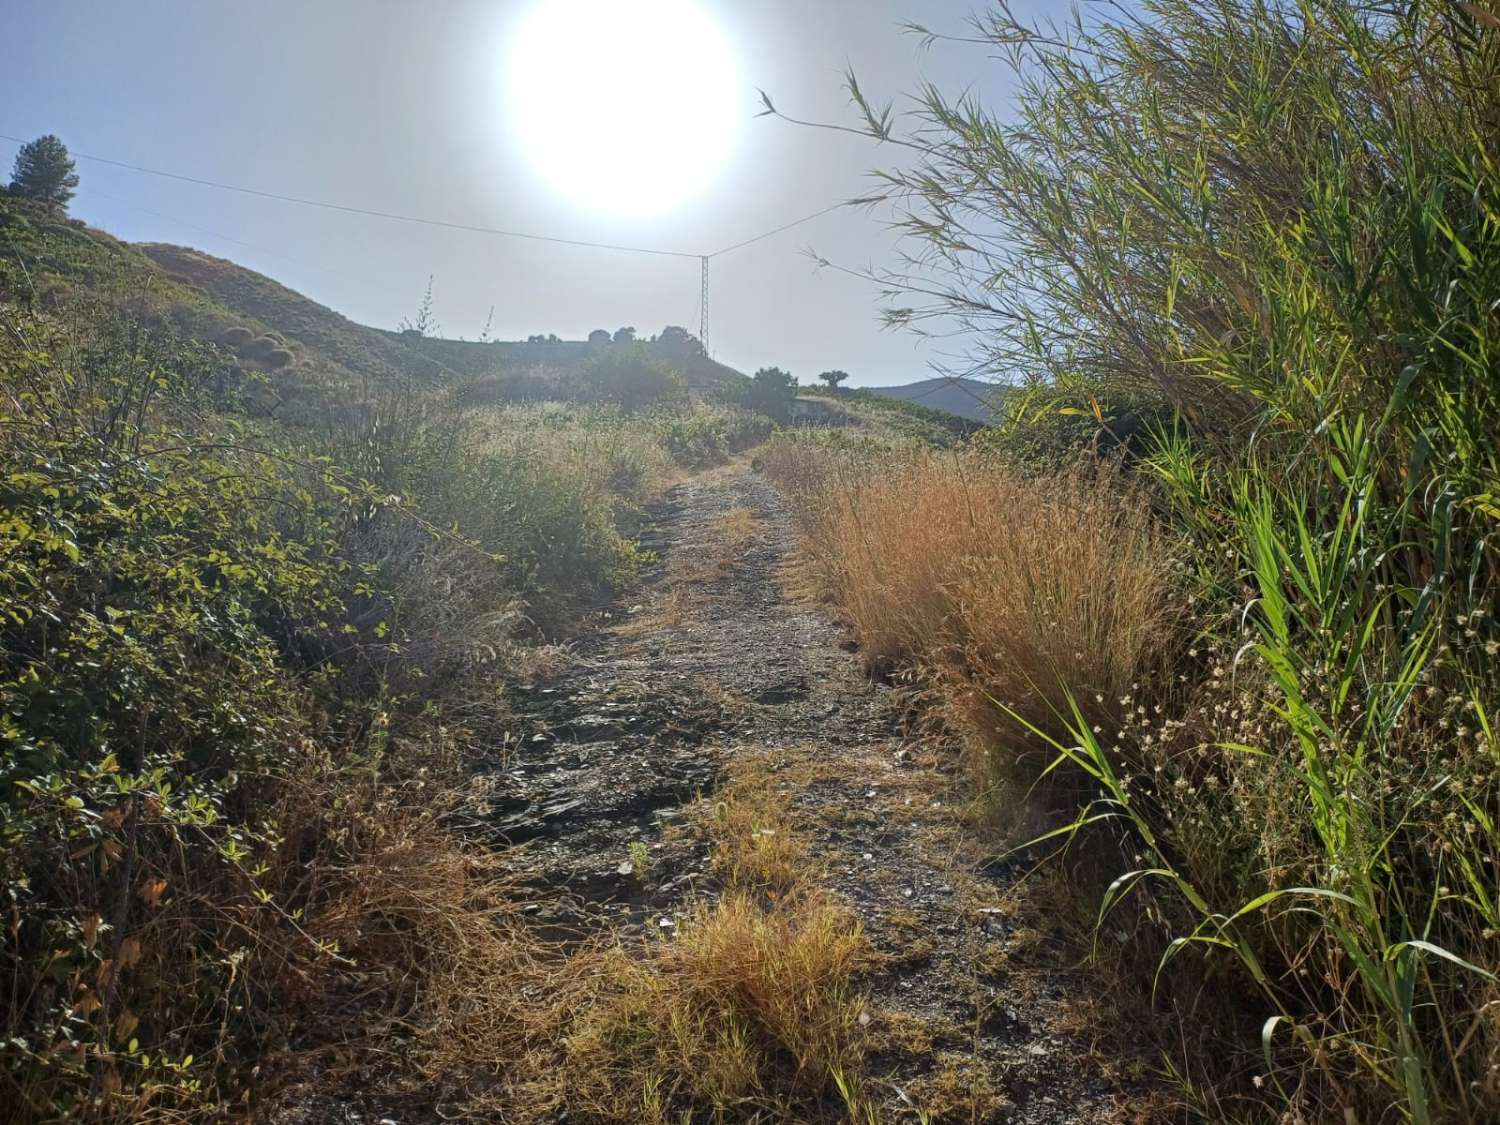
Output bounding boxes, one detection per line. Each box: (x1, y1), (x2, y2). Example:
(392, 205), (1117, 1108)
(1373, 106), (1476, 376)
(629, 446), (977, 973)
(488, 467), (1140, 1123)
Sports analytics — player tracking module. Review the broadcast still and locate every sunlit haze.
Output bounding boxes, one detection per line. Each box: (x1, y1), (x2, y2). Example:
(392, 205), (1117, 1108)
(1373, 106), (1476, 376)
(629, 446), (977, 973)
(504, 0), (741, 217)
(0, 0), (1030, 385)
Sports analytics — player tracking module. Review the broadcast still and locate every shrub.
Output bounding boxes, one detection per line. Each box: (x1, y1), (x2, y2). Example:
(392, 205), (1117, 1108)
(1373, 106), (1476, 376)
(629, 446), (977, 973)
(238, 333), (280, 360)
(741, 366), (798, 422)
(452, 404), (673, 622)
(656, 403), (773, 468)
(264, 346), (294, 369)
(0, 303), (667, 1120)
(660, 410), (729, 467)
(217, 324), (253, 347)
(0, 308), (393, 1118)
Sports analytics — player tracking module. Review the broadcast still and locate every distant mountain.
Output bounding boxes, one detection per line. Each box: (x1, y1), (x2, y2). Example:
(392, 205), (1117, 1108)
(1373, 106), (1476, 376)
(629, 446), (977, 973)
(863, 377), (1004, 423)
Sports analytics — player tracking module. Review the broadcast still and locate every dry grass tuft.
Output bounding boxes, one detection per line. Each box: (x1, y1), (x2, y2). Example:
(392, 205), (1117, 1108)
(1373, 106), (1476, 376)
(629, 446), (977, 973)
(675, 505), (762, 586)
(695, 754), (814, 899)
(563, 891), (872, 1122)
(550, 747), (873, 1122)
(351, 743), (882, 1124)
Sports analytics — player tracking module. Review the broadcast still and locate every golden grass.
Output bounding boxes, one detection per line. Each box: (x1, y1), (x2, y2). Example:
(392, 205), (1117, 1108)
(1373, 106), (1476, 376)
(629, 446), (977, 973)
(677, 505), (762, 585)
(700, 786), (812, 901)
(343, 741), (882, 1124)
(627, 504), (765, 632)
(563, 891), (872, 1122)
(551, 749), (875, 1122)
(762, 440), (1180, 784)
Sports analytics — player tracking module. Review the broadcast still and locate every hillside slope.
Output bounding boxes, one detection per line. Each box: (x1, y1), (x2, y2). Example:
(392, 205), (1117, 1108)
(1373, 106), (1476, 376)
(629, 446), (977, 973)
(140, 242), (752, 395)
(0, 197), (250, 337)
(1, 198), (746, 419)
(865, 376), (1003, 423)
(141, 243), (455, 388)
(0, 198), (450, 421)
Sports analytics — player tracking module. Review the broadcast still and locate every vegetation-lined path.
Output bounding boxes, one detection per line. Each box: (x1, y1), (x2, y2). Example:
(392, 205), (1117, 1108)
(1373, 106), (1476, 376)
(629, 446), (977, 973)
(491, 465), (1134, 1122)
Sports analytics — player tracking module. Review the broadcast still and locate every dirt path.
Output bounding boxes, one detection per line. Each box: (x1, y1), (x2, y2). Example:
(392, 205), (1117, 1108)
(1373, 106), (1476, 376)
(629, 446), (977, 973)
(496, 467), (1139, 1123)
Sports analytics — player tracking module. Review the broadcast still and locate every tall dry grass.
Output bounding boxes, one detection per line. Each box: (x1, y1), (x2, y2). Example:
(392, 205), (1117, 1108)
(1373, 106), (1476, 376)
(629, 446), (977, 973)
(762, 434), (1179, 774)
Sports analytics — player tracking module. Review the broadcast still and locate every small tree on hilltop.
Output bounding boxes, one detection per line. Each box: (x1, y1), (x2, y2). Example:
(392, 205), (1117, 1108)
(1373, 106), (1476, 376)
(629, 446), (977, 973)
(818, 369), (850, 391)
(613, 326), (637, 343)
(657, 325), (705, 357)
(9, 134), (79, 210)
(588, 328), (611, 344)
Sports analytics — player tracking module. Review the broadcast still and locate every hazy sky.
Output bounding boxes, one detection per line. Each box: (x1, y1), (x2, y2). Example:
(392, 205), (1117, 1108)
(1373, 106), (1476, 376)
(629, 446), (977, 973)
(1, 0), (1049, 387)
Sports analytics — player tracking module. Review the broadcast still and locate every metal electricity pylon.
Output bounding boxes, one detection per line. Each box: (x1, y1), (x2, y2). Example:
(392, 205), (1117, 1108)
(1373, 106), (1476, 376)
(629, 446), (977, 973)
(699, 256), (710, 356)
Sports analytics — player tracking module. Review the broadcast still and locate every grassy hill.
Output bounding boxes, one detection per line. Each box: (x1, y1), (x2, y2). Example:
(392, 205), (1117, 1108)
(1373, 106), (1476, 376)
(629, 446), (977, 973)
(0, 195), (750, 423)
(0, 197), (249, 339)
(792, 389), (980, 446)
(0, 198), (454, 421)
(141, 243), (456, 387)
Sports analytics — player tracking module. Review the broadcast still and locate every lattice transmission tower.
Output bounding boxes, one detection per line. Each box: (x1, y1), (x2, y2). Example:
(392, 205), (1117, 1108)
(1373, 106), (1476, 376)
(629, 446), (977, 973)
(699, 256), (711, 356)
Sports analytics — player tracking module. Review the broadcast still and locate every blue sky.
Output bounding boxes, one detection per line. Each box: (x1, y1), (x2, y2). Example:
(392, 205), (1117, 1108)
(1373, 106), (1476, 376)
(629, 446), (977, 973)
(1, 0), (1061, 386)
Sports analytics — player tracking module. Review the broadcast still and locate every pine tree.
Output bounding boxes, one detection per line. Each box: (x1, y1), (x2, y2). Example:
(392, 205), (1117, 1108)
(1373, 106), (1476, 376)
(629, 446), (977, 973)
(8, 135), (79, 209)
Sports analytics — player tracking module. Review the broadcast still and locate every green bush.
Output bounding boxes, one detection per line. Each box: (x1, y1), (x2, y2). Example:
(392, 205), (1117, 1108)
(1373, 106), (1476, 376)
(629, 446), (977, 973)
(0, 307), (386, 1118)
(656, 404), (773, 468)
(743, 367), (798, 422)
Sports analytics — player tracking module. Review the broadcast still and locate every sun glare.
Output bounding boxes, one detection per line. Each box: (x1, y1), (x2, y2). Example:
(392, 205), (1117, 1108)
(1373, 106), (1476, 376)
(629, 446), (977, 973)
(504, 0), (742, 218)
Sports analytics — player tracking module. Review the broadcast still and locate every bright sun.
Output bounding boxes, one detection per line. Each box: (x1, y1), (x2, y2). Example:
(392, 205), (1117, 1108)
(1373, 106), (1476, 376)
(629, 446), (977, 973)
(505, 0), (742, 218)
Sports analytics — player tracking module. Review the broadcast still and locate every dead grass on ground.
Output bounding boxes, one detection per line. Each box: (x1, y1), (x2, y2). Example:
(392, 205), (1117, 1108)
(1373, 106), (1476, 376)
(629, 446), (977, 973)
(676, 505), (762, 586)
(697, 770), (815, 900)
(540, 743), (877, 1123)
(562, 891), (872, 1121)
(342, 739), (884, 1124)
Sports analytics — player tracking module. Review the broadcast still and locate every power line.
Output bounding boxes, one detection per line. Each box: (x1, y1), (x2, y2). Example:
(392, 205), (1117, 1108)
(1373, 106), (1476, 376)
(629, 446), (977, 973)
(707, 199), (851, 258)
(0, 132), (702, 259)
(0, 132), (851, 262)
(0, 133), (858, 353)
